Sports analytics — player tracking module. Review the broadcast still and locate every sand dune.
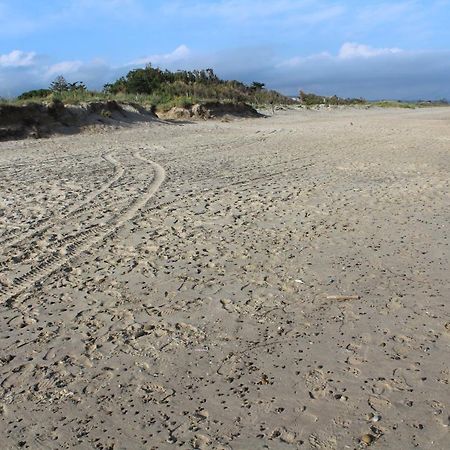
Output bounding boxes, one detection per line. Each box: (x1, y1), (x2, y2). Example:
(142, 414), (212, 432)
(0, 107), (449, 449)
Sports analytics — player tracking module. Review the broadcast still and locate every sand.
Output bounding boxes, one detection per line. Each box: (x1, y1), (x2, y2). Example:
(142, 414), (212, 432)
(0, 107), (449, 449)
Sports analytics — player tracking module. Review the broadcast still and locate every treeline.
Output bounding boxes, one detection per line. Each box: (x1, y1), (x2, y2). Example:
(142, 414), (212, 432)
(299, 90), (365, 105)
(104, 67), (222, 94)
(18, 77), (87, 100)
(104, 66), (292, 105)
(16, 66), (293, 108)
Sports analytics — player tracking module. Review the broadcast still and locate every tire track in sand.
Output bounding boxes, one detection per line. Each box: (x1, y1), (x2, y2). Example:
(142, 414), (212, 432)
(0, 154), (125, 249)
(0, 152), (165, 304)
(63, 153), (126, 217)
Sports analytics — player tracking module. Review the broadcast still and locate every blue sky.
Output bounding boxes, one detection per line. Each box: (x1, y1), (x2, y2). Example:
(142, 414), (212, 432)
(1, 0), (450, 99)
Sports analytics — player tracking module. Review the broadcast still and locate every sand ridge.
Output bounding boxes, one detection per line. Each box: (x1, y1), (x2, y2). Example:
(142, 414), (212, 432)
(0, 107), (449, 449)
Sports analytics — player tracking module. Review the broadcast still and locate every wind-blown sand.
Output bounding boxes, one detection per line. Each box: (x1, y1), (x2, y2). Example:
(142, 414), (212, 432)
(0, 107), (449, 449)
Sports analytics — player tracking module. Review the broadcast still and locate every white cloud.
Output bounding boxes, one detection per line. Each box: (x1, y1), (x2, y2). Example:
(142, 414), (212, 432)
(338, 43), (402, 59)
(270, 44), (450, 99)
(45, 59), (119, 88)
(132, 45), (191, 66)
(278, 43), (403, 67)
(277, 52), (331, 68)
(2, 44), (450, 101)
(47, 60), (84, 77)
(0, 50), (37, 67)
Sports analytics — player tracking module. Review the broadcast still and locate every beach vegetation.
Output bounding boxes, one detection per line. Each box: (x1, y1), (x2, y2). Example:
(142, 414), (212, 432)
(9, 66), (293, 110)
(299, 90), (365, 106)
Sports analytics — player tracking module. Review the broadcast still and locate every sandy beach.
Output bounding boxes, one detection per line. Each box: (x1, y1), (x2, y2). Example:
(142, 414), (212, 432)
(0, 107), (449, 449)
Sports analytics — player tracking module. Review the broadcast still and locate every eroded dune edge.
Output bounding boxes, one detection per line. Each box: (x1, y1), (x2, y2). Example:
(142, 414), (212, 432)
(0, 101), (261, 141)
(0, 107), (449, 449)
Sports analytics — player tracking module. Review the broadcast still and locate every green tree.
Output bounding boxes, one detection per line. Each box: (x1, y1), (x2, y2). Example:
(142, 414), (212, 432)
(50, 75), (70, 93)
(68, 81), (87, 92)
(50, 76), (86, 93)
(250, 81), (265, 91)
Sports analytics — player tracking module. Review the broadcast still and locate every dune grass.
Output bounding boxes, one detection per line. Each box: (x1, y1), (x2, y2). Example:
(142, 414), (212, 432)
(371, 101), (417, 109)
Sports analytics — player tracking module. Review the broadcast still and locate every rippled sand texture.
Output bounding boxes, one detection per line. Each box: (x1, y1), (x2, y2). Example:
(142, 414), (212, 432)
(0, 108), (449, 449)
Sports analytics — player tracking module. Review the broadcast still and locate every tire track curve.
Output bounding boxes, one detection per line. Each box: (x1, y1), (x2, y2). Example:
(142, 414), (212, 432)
(0, 152), (165, 305)
(0, 154), (124, 250)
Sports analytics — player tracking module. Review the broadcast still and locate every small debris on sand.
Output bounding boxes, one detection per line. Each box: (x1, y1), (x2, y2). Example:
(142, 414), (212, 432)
(326, 294), (360, 301)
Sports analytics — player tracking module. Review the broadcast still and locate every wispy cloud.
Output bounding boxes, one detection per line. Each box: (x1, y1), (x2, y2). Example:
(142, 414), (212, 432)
(0, 0), (144, 36)
(163, 0), (308, 19)
(357, 1), (417, 24)
(63, 0), (143, 20)
(162, 0), (345, 25)
(338, 43), (402, 59)
(282, 4), (345, 26)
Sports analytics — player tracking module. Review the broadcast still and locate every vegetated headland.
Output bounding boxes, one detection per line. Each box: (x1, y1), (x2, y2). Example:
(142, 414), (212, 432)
(5, 66), (293, 110)
(0, 65), (291, 140)
(0, 64), (448, 141)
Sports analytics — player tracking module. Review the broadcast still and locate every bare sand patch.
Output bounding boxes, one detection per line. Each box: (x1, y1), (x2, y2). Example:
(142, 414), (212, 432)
(0, 107), (449, 449)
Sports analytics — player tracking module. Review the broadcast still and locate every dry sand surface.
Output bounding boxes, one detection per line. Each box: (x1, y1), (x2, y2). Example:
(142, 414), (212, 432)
(0, 107), (449, 449)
